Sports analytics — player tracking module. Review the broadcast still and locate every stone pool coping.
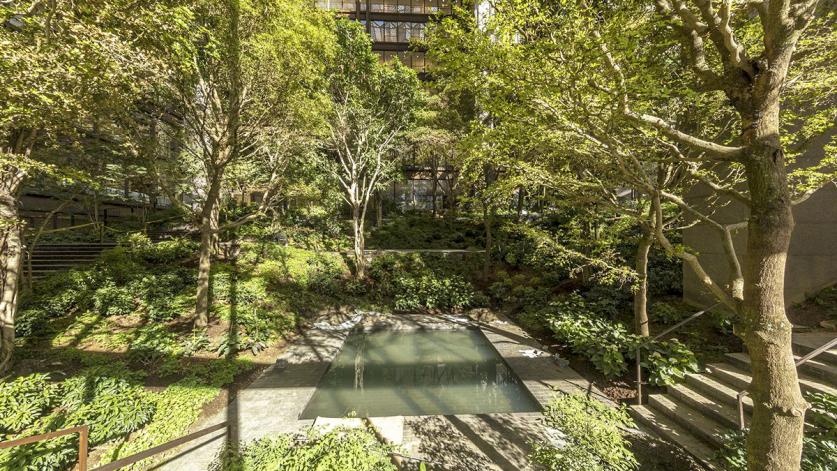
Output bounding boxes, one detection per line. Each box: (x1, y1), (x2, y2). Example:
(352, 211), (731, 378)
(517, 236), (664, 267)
(155, 311), (609, 471)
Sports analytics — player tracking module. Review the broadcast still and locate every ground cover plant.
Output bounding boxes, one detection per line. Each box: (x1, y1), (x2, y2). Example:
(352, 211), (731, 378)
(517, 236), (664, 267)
(1, 233), (361, 469)
(212, 427), (397, 471)
(367, 214), (485, 250)
(367, 252), (486, 312)
(531, 394), (637, 471)
(532, 294), (700, 386)
(716, 391), (837, 471)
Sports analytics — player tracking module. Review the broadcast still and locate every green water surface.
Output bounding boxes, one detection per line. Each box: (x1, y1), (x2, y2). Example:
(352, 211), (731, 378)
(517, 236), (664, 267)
(300, 329), (541, 418)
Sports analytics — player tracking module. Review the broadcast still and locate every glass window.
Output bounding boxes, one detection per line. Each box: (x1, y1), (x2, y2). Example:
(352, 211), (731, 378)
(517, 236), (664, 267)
(397, 0), (410, 13)
(370, 0), (383, 12)
(397, 22), (409, 42)
(412, 0), (424, 13)
(371, 21), (385, 42)
(384, 22), (398, 42)
(382, 0), (398, 12)
(411, 22), (425, 40)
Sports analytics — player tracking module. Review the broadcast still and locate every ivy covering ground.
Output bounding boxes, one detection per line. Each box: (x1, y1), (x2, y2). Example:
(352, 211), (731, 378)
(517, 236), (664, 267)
(1, 235), (357, 469)
(211, 427), (397, 471)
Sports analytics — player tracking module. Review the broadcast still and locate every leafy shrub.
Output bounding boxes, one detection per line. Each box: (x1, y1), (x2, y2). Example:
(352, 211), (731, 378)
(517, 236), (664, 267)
(15, 307), (52, 337)
(489, 271), (551, 308)
(716, 392), (836, 471)
(182, 331), (211, 355)
(807, 392), (837, 432)
(138, 238), (196, 264)
(126, 325), (183, 370)
(213, 427), (397, 471)
(92, 282), (135, 317)
(306, 254), (344, 295)
(368, 215), (484, 250)
(0, 367), (155, 470)
(546, 295), (633, 377)
(642, 339), (699, 386)
(98, 379), (221, 470)
(132, 270), (193, 321)
(647, 250), (682, 297)
(542, 294), (699, 383)
(97, 247), (145, 285)
(531, 394), (637, 471)
(717, 422), (836, 471)
(369, 253), (481, 311)
(118, 232), (154, 251)
(66, 386), (155, 445)
(393, 274), (476, 311)
(0, 374), (60, 435)
(649, 302), (686, 325)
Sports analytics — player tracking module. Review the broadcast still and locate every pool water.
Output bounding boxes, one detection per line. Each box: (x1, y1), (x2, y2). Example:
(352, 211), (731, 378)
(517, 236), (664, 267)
(299, 329), (541, 418)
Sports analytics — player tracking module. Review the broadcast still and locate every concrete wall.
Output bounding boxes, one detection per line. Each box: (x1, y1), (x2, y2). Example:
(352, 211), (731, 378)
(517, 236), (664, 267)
(683, 183), (837, 306)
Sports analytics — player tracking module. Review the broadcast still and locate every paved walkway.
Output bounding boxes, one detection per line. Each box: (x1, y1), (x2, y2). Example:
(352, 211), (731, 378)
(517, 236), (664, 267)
(152, 312), (607, 471)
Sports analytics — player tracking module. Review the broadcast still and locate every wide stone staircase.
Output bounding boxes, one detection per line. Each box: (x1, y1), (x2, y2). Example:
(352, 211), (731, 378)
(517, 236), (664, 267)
(631, 332), (837, 469)
(25, 242), (117, 280)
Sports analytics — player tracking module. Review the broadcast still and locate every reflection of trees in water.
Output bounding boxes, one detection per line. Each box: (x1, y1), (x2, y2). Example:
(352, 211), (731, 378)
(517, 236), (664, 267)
(353, 335), (365, 390)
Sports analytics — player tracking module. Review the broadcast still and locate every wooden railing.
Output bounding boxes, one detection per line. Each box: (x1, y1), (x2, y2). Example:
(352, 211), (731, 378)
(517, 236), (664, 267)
(0, 422), (227, 471)
(0, 425), (89, 470)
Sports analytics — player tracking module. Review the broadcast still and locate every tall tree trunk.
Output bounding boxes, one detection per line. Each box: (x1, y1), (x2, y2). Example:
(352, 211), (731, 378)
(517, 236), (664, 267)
(352, 203), (366, 279)
(483, 207), (493, 277)
(431, 163), (438, 217)
(375, 191), (383, 229)
(194, 176), (222, 328)
(210, 201), (221, 255)
(634, 226), (652, 337)
(741, 108), (806, 471)
(0, 170), (25, 373)
(515, 186), (525, 222)
(193, 0), (241, 329)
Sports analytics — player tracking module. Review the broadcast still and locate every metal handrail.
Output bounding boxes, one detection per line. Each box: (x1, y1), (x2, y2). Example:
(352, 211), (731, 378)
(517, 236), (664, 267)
(0, 422), (227, 471)
(0, 425), (89, 470)
(736, 336), (837, 430)
(636, 303), (720, 405)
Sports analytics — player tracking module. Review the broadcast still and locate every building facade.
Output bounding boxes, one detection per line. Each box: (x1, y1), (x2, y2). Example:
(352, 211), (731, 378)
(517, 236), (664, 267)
(315, 0), (456, 73)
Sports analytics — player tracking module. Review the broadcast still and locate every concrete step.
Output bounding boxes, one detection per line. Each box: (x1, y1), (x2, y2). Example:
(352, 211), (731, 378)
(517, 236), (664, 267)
(630, 405), (720, 470)
(667, 383), (745, 430)
(726, 352), (837, 385)
(647, 394), (729, 449)
(686, 372), (754, 413)
(704, 362), (751, 391)
(793, 333), (837, 367)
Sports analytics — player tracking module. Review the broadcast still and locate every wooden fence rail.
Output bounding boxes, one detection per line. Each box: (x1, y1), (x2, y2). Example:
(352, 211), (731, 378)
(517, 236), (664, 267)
(0, 422), (227, 471)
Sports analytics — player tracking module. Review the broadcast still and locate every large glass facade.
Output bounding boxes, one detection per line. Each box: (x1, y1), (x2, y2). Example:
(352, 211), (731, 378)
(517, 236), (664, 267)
(376, 50), (432, 72)
(317, 0), (450, 73)
(370, 21), (425, 42)
(369, 0), (451, 14)
(316, 0), (453, 14)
